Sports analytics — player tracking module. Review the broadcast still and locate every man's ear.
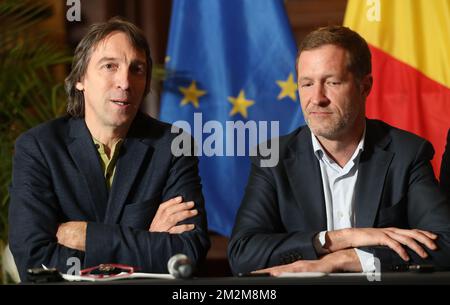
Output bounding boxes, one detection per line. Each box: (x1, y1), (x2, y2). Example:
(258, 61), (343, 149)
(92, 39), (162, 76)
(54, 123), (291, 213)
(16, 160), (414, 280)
(360, 74), (373, 98)
(75, 82), (84, 91)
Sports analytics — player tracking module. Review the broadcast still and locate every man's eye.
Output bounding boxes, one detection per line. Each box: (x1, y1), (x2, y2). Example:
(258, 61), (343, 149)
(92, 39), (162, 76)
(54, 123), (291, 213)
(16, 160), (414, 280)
(327, 81), (341, 86)
(131, 65), (146, 75)
(300, 83), (312, 88)
(104, 63), (117, 70)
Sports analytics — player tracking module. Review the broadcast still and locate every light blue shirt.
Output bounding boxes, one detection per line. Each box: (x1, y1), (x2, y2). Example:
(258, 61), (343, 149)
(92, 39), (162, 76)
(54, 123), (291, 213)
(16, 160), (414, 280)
(311, 128), (376, 272)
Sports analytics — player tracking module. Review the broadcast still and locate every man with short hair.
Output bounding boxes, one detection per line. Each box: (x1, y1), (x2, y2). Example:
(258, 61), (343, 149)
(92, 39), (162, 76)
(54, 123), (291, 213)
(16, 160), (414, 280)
(9, 17), (210, 281)
(228, 25), (450, 275)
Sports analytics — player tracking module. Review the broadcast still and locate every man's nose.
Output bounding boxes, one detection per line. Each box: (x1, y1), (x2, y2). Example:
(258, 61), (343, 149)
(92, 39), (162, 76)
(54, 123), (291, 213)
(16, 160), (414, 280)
(311, 83), (329, 105)
(115, 68), (130, 91)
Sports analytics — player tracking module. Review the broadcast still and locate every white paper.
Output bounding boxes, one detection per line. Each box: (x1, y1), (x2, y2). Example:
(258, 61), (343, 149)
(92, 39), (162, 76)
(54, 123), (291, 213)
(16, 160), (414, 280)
(277, 272), (327, 278)
(61, 272), (175, 282)
(328, 272), (374, 277)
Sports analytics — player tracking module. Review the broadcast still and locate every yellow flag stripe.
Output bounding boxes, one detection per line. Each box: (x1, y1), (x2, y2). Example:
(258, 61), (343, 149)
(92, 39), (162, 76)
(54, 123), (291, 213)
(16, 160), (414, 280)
(344, 0), (450, 88)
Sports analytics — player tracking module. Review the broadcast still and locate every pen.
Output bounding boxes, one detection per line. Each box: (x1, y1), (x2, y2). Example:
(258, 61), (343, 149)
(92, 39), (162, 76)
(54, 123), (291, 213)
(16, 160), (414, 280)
(408, 264), (435, 273)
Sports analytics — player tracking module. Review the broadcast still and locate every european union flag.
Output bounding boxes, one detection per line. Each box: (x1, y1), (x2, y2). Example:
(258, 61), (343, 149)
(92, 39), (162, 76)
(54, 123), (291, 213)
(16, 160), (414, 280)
(160, 0), (305, 236)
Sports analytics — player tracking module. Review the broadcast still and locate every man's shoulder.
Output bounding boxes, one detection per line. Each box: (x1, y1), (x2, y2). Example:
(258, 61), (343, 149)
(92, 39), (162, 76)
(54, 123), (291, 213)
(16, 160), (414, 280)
(135, 112), (172, 130)
(131, 112), (179, 142)
(279, 125), (308, 147)
(253, 125), (308, 164)
(16, 116), (71, 144)
(367, 119), (429, 148)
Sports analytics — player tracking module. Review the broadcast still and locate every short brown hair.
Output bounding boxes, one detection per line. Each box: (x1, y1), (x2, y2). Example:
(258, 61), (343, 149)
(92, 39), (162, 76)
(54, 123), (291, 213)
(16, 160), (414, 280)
(296, 25), (371, 80)
(65, 16), (152, 117)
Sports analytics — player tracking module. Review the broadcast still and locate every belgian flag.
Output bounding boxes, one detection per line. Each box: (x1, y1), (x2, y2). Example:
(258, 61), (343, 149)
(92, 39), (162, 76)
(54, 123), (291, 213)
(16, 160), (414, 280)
(344, 0), (450, 175)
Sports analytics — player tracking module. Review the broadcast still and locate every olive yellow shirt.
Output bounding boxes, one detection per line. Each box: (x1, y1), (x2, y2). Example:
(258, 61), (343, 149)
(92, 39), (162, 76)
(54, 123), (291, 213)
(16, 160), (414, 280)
(92, 138), (123, 189)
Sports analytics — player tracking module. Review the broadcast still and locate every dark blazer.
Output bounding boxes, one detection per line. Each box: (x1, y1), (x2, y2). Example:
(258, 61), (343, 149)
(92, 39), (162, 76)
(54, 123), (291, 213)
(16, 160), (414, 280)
(228, 119), (450, 274)
(9, 113), (210, 281)
(440, 129), (450, 198)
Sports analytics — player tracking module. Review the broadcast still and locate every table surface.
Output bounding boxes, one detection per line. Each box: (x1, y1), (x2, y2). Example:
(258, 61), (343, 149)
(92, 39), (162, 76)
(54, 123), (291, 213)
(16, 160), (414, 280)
(49, 271), (450, 285)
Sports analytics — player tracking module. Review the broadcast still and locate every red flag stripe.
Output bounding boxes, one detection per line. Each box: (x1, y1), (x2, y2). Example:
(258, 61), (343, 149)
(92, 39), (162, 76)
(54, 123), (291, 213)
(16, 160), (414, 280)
(367, 45), (450, 175)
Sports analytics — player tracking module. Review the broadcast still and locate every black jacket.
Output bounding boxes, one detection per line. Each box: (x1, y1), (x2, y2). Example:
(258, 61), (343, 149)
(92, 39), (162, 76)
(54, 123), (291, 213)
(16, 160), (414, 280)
(440, 129), (450, 198)
(9, 113), (210, 281)
(228, 119), (450, 274)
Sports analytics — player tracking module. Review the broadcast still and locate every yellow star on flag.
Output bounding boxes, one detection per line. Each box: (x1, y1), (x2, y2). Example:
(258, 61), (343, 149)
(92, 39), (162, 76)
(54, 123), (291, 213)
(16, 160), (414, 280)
(228, 90), (255, 118)
(179, 81), (206, 108)
(276, 73), (298, 101)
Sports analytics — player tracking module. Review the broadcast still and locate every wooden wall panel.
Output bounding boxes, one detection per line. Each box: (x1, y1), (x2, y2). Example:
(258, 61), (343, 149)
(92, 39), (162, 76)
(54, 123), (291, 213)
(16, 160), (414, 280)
(285, 0), (348, 44)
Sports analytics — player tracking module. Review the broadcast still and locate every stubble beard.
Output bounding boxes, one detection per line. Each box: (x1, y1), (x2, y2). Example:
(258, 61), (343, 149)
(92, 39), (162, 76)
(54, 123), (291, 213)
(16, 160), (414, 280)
(306, 112), (354, 141)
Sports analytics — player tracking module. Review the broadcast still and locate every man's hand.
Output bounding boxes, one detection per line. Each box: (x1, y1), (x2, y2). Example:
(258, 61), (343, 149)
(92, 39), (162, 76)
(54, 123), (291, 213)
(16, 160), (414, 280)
(254, 249), (362, 276)
(149, 196), (198, 234)
(56, 221), (87, 251)
(325, 227), (438, 261)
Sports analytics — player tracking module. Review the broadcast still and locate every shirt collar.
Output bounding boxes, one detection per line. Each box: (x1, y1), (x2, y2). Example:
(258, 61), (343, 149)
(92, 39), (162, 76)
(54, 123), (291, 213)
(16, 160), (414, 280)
(92, 137), (123, 159)
(311, 124), (366, 163)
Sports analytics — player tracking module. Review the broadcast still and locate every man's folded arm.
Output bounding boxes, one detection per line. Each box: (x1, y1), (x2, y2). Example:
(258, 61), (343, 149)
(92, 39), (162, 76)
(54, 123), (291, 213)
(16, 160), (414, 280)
(397, 139), (450, 270)
(352, 140), (450, 271)
(9, 133), (210, 280)
(9, 187), (86, 280)
(228, 160), (319, 275)
(84, 153), (210, 272)
(9, 133), (86, 281)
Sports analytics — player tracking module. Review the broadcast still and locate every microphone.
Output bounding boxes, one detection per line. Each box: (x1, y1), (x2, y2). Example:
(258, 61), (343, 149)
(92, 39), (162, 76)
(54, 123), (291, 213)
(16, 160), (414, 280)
(167, 254), (193, 279)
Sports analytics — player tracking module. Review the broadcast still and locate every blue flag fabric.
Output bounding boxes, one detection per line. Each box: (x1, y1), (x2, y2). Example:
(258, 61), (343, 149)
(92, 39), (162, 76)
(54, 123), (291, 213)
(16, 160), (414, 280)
(160, 0), (305, 236)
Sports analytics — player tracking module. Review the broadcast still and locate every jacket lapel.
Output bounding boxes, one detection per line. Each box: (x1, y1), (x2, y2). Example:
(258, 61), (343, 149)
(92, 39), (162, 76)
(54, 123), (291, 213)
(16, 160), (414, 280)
(354, 121), (394, 228)
(67, 118), (109, 221)
(283, 127), (327, 231)
(105, 118), (154, 224)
